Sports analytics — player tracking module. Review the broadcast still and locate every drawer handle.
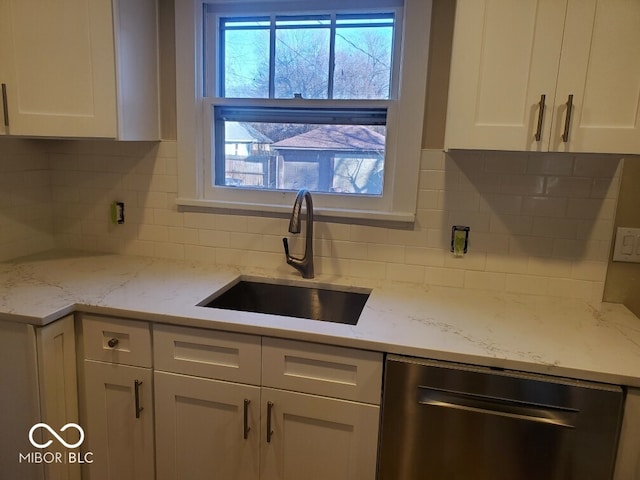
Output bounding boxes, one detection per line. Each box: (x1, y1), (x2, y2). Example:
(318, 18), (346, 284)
(534, 94), (546, 142)
(107, 337), (119, 348)
(243, 399), (251, 439)
(562, 94), (574, 143)
(134, 380), (144, 419)
(266, 401), (274, 443)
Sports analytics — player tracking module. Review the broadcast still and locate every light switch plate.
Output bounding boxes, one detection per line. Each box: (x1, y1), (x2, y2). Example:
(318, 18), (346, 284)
(612, 227), (640, 263)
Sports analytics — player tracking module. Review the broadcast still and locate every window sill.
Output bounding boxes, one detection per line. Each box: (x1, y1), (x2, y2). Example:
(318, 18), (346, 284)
(176, 197), (415, 226)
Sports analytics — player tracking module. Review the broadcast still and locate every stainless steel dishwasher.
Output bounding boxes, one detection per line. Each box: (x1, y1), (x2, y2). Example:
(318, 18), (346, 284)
(378, 355), (624, 480)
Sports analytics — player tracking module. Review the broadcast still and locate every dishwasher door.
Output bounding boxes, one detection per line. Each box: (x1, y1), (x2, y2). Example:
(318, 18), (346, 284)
(378, 355), (624, 480)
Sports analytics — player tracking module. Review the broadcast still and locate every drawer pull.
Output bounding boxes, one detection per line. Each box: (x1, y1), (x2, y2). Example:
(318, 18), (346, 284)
(266, 401), (274, 443)
(534, 94), (546, 141)
(134, 380), (144, 419)
(243, 399), (251, 439)
(107, 337), (119, 348)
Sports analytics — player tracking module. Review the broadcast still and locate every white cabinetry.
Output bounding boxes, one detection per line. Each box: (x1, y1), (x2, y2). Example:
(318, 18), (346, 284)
(614, 388), (640, 480)
(0, 0), (158, 140)
(36, 316), (81, 480)
(445, 0), (640, 154)
(0, 315), (78, 480)
(260, 388), (380, 480)
(155, 372), (261, 480)
(260, 337), (382, 480)
(80, 315), (154, 480)
(153, 324), (383, 480)
(154, 324), (262, 480)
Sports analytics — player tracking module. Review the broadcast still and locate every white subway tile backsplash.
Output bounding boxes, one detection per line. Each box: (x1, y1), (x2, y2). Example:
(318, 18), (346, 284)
(521, 196), (568, 217)
(573, 156), (620, 177)
(478, 194), (523, 215)
(485, 154), (527, 174)
(347, 259), (387, 280)
(527, 257), (572, 278)
(485, 254), (529, 274)
(424, 266), (465, 288)
(525, 154), (574, 176)
(443, 252), (487, 271)
(504, 274), (550, 296)
(500, 174), (546, 195)
(198, 229), (230, 248)
(0, 139), (626, 303)
(464, 271), (506, 291)
(367, 244), (405, 264)
(545, 176), (592, 197)
(387, 263), (425, 284)
(405, 246), (446, 267)
(547, 278), (595, 301)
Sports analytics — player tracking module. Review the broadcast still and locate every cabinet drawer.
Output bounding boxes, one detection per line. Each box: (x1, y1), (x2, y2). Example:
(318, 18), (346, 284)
(81, 315), (151, 368)
(262, 337), (383, 404)
(154, 324), (261, 385)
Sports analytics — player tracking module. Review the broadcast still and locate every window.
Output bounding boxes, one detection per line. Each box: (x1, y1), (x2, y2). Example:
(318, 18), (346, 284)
(176, 0), (431, 222)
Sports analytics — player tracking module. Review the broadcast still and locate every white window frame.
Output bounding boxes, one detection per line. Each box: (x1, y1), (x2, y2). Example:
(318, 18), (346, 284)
(175, 0), (431, 223)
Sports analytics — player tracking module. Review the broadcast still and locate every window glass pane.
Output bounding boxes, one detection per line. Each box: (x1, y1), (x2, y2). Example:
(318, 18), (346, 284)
(274, 27), (330, 99)
(334, 18), (394, 99)
(215, 115), (385, 195)
(222, 19), (270, 98)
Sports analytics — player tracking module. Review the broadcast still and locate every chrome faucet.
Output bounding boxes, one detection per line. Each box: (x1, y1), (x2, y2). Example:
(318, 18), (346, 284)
(282, 189), (314, 279)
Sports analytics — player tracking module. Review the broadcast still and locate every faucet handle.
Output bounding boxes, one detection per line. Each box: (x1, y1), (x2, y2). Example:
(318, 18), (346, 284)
(282, 237), (290, 259)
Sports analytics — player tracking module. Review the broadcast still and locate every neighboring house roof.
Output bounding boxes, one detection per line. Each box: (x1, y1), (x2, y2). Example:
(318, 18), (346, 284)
(271, 125), (385, 151)
(225, 122), (272, 144)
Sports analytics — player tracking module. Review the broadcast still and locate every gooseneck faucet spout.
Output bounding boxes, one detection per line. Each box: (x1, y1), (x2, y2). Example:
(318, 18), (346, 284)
(282, 189), (314, 279)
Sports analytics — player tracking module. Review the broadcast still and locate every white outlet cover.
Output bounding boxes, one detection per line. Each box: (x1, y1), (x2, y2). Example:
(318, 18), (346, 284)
(612, 227), (640, 263)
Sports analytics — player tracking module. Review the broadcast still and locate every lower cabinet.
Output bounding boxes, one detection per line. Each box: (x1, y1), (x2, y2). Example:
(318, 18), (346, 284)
(0, 315), (79, 480)
(80, 314), (154, 480)
(79, 314), (383, 480)
(36, 316), (81, 480)
(82, 361), (154, 480)
(260, 387), (380, 480)
(155, 371), (261, 480)
(153, 323), (382, 480)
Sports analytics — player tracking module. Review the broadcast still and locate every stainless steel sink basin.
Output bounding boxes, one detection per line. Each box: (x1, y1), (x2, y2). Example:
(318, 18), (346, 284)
(200, 279), (370, 325)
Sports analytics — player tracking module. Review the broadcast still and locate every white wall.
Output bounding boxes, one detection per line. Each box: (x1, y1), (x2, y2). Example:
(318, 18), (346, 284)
(45, 140), (622, 303)
(0, 138), (54, 261)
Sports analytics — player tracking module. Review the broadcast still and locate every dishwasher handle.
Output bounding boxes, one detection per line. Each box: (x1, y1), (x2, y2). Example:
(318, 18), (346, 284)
(418, 386), (577, 429)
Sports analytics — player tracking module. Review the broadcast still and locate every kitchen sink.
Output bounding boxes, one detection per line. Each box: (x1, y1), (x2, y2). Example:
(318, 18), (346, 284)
(199, 279), (370, 325)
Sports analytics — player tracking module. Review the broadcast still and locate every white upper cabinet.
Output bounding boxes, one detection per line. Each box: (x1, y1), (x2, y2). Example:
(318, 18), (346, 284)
(552, 0), (640, 153)
(445, 0), (640, 154)
(0, 0), (159, 140)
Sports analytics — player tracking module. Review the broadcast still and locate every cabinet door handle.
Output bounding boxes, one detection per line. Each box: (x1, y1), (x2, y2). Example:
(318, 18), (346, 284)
(1, 84), (8, 127)
(266, 401), (274, 443)
(134, 380), (144, 419)
(243, 399), (251, 439)
(562, 94), (574, 143)
(534, 94), (546, 141)
(107, 337), (119, 348)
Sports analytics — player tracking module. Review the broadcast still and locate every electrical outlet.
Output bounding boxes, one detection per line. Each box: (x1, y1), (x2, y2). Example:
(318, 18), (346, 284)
(612, 227), (640, 263)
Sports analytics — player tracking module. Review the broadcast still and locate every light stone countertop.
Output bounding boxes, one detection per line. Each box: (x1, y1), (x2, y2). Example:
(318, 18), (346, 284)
(1, 250), (640, 387)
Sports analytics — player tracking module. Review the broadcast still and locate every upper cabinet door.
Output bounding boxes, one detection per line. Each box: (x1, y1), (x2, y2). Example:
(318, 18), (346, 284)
(445, 0), (567, 151)
(552, 0), (640, 154)
(0, 0), (118, 138)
